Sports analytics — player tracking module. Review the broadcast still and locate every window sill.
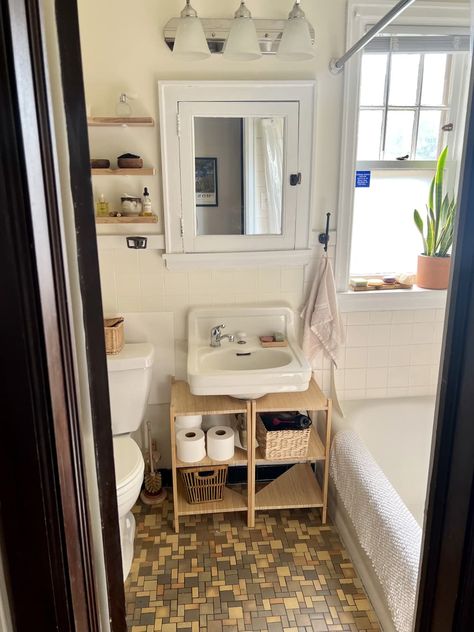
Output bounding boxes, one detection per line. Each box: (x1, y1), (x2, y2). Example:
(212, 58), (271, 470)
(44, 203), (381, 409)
(338, 286), (447, 312)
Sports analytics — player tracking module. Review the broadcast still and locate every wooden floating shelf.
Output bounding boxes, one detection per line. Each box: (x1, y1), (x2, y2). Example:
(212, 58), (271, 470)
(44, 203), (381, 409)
(91, 167), (156, 176)
(176, 479), (247, 515)
(255, 427), (325, 465)
(255, 463), (323, 511)
(87, 116), (154, 127)
(95, 215), (158, 224)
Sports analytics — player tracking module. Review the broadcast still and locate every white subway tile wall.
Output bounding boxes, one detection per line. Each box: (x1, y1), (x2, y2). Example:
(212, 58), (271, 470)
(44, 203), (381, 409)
(98, 248), (445, 403)
(332, 308), (444, 401)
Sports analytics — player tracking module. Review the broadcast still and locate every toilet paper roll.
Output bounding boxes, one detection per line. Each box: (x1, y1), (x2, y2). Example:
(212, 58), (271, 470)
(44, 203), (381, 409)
(207, 426), (235, 461)
(175, 415), (203, 433)
(176, 428), (206, 463)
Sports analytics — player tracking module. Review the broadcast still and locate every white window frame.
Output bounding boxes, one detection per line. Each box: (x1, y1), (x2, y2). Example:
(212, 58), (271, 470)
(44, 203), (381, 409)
(335, 0), (470, 309)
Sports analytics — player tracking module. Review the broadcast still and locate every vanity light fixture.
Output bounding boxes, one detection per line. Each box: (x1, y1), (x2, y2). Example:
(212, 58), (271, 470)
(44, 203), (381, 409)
(277, 0), (315, 61)
(223, 2), (261, 61)
(163, 2), (315, 60)
(172, 0), (210, 61)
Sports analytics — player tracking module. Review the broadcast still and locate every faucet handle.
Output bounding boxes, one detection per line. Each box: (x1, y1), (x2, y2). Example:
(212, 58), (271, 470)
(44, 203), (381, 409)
(213, 323), (225, 333)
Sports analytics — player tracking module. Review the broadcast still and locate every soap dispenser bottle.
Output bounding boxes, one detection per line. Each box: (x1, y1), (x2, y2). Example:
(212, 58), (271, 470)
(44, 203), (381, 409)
(141, 187), (152, 216)
(95, 193), (109, 217)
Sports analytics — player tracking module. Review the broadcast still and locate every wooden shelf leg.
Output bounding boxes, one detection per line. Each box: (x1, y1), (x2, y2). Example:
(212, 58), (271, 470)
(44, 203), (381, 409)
(322, 400), (332, 525)
(169, 402), (180, 534)
(247, 399), (255, 528)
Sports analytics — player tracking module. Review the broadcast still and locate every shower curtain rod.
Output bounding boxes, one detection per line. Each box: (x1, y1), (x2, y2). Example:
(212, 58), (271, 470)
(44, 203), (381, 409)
(329, 0), (417, 74)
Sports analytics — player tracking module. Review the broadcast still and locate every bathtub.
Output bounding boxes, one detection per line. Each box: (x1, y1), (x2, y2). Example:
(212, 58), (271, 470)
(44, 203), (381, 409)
(328, 396), (435, 632)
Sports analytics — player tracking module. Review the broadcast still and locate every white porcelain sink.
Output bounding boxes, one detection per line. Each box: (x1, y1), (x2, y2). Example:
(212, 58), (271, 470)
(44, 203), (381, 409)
(187, 306), (311, 399)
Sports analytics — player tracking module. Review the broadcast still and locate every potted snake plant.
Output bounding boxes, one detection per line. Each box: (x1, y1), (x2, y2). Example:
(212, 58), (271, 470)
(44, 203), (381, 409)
(414, 146), (456, 289)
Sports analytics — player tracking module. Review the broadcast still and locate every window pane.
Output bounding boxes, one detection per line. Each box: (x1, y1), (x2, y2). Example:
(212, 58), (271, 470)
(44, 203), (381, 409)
(416, 110), (442, 159)
(384, 110), (415, 159)
(421, 54), (448, 105)
(357, 110), (383, 160)
(389, 54), (421, 105)
(350, 170), (435, 275)
(360, 54), (388, 106)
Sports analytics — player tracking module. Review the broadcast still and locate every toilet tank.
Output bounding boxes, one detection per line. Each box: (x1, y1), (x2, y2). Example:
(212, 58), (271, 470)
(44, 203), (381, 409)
(107, 343), (154, 435)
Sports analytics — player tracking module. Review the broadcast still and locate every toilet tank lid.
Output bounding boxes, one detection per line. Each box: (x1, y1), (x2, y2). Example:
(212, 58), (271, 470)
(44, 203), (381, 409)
(107, 342), (155, 372)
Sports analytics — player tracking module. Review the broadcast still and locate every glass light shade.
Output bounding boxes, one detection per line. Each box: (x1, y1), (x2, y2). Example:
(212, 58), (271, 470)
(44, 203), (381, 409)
(173, 16), (210, 60)
(277, 17), (315, 61)
(223, 17), (261, 61)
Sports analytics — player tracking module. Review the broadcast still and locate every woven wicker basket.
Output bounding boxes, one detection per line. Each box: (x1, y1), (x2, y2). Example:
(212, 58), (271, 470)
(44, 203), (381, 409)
(180, 465), (228, 504)
(104, 317), (124, 355)
(256, 415), (310, 460)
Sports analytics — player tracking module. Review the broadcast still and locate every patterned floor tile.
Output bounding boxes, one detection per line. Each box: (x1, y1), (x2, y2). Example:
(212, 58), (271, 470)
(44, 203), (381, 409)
(125, 491), (380, 631)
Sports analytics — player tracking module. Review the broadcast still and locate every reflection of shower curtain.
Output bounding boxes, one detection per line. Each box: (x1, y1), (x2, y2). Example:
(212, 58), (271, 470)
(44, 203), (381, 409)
(260, 118), (283, 234)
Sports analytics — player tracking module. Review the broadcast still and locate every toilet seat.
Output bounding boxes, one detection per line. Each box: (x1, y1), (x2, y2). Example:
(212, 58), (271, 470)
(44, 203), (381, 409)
(113, 436), (144, 493)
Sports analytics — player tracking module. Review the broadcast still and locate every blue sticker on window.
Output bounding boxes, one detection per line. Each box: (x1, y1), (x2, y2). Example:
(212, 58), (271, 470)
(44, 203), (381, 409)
(355, 170), (371, 188)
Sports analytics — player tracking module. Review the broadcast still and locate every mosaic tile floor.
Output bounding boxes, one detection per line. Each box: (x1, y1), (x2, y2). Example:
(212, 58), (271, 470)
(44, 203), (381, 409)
(125, 491), (380, 632)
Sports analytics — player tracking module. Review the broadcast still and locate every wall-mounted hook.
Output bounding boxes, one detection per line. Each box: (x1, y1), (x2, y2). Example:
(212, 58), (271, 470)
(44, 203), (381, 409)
(318, 212), (331, 253)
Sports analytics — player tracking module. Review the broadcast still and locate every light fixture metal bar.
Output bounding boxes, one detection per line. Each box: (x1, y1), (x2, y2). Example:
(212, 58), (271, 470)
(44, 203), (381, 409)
(163, 17), (315, 54)
(329, 0), (416, 74)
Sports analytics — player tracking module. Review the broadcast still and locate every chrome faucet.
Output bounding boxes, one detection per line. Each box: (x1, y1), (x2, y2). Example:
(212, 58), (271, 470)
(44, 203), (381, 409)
(210, 324), (234, 347)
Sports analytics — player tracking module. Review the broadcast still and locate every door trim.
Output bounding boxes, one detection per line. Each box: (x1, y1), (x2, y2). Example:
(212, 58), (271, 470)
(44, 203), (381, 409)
(415, 54), (474, 631)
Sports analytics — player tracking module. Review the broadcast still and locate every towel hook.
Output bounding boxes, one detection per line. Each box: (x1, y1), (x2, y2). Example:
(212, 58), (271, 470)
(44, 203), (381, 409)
(318, 212), (331, 253)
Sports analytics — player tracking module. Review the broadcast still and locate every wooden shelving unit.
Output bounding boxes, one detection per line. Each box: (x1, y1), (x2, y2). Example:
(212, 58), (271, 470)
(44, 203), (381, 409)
(87, 116), (154, 127)
(169, 378), (332, 532)
(253, 379), (332, 523)
(95, 215), (158, 224)
(91, 167), (155, 176)
(169, 380), (254, 533)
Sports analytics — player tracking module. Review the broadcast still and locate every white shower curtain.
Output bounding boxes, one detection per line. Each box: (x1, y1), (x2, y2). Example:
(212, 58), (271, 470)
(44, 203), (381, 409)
(259, 118), (283, 234)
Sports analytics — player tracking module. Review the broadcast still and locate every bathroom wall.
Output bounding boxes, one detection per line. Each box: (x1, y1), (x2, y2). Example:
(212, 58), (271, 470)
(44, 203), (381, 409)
(98, 246), (445, 466)
(78, 0), (345, 231)
(78, 0), (447, 465)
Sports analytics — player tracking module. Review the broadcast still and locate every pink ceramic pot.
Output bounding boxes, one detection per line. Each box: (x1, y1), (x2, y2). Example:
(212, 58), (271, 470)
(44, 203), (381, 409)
(416, 255), (451, 290)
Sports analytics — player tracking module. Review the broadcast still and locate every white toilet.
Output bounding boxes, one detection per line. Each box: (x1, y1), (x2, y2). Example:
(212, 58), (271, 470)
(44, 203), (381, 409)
(107, 342), (155, 580)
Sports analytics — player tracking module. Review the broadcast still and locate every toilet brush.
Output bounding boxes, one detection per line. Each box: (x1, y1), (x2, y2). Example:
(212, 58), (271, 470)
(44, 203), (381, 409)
(140, 421), (166, 505)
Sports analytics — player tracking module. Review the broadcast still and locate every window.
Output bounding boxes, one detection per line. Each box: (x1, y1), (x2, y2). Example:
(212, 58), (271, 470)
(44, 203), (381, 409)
(335, 1), (471, 293)
(357, 49), (452, 162)
(351, 43), (463, 276)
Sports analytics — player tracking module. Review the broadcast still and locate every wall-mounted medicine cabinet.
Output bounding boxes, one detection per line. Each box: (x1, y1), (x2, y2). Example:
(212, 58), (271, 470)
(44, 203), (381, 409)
(158, 81), (316, 269)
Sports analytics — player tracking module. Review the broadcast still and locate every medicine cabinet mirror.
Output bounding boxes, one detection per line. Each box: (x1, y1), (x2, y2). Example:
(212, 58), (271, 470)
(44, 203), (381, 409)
(159, 81), (316, 268)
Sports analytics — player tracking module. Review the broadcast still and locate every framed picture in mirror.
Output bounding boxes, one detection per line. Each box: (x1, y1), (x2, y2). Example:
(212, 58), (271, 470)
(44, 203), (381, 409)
(195, 157), (218, 206)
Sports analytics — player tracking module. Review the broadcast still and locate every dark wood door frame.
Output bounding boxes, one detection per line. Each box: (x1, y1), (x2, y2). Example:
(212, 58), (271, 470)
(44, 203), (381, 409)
(0, 0), (125, 630)
(415, 53), (474, 631)
(0, 0), (98, 629)
(53, 1), (127, 629)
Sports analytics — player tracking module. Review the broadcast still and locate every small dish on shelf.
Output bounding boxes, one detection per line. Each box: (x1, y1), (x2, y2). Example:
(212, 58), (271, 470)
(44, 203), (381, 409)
(117, 153), (143, 169)
(90, 158), (110, 169)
